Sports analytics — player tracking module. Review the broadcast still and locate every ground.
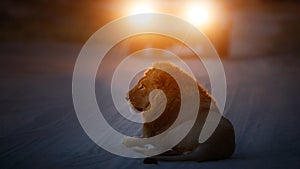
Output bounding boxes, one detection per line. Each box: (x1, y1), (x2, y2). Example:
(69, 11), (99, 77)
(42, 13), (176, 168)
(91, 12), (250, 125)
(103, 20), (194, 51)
(1, 41), (299, 168)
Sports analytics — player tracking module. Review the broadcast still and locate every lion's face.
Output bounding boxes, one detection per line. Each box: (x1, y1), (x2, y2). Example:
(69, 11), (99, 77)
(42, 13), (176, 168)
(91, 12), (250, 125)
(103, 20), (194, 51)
(128, 68), (158, 112)
(128, 68), (178, 112)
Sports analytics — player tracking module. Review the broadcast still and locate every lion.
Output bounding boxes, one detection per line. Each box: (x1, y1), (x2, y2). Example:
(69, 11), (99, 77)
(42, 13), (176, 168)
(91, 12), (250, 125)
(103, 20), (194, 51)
(123, 62), (235, 163)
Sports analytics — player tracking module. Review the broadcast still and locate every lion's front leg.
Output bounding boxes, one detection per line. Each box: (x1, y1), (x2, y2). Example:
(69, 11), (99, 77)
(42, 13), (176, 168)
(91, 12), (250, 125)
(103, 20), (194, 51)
(122, 137), (140, 148)
(122, 136), (153, 148)
(122, 137), (160, 156)
(132, 145), (160, 156)
(123, 137), (174, 156)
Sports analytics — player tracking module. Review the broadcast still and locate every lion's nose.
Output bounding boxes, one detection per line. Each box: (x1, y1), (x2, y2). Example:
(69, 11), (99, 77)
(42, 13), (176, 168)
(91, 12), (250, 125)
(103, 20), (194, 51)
(125, 92), (129, 101)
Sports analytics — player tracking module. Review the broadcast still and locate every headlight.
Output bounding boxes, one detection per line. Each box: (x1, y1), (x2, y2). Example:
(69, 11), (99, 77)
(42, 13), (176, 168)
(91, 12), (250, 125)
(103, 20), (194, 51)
(185, 2), (212, 26)
(129, 1), (155, 15)
(126, 1), (214, 28)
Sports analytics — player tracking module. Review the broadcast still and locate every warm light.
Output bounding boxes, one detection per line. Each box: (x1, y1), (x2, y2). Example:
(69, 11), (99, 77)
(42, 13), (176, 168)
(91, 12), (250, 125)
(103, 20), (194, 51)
(130, 2), (155, 15)
(186, 3), (211, 26)
(127, 2), (156, 25)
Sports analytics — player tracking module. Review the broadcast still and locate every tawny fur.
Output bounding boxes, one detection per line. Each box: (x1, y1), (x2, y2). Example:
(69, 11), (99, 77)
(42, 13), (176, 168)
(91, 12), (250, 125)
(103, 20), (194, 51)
(126, 62), (235, 162)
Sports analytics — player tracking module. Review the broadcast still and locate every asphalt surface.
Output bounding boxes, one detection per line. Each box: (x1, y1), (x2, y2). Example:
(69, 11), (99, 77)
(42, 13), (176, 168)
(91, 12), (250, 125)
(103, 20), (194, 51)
(0, 41), (299, 169)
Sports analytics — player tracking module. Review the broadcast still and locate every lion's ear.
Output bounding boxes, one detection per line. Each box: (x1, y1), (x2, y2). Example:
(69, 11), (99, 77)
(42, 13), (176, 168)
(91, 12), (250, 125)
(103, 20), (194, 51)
(144, 68), (155, 76)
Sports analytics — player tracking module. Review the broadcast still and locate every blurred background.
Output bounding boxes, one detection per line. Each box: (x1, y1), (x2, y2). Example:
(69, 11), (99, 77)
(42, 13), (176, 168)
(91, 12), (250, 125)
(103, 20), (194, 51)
(1, 0), (299, 57)
(1, 0), (300, 169)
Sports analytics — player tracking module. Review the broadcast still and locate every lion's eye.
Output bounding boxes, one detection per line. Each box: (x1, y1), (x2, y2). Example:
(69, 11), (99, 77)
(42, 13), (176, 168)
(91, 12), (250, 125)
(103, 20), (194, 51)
(138, 84), (145, 90)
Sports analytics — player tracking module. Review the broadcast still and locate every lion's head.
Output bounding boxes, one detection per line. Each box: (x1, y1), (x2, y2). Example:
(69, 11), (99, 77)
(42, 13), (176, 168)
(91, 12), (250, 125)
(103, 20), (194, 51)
(128, 64), (180, 113)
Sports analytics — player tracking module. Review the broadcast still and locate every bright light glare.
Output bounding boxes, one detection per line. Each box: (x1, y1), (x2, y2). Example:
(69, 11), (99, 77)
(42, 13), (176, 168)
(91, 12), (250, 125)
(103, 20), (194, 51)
(187, 4), (211, 26)
(130, 2), (154, 15)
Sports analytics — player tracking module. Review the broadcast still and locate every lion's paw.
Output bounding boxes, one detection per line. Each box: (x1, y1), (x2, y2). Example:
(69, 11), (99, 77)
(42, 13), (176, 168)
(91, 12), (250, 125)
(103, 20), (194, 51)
(132, 145), (158, 156)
